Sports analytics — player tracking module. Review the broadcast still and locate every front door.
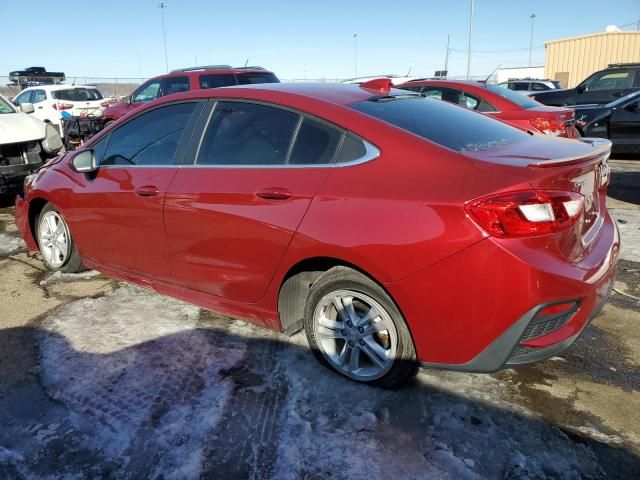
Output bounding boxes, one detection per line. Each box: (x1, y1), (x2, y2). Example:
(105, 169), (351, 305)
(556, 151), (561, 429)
(577, 69), (636, 105)
(67, 101), (199, 279)
(610, 99), (640, 146)
(164, 100), (343, 302)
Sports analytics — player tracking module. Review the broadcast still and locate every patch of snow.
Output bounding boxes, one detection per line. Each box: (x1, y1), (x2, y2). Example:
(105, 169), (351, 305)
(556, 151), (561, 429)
(37, 285), (246, 477)
(0, 233), (25, 256)
(39, 269), (102, 286)
(610, 209), (640, 262)
(574, 426), (624, 445)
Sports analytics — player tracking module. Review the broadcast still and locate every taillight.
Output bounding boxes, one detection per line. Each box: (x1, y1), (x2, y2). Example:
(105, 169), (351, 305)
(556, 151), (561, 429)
(53, 103), (73, 110)
(529, 117), (566, 136)
(465, 190), (584, 237)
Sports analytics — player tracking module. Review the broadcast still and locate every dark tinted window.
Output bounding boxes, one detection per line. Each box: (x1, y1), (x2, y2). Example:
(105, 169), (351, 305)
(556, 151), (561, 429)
(163, 76), (190, 95)
(289, 118), (342, 165)
(336, 135), (367, 163)
(199, 74), (237, 89)
(53, 88), (103, 101)
(351, 97), (527, 152)
(236, 72), (280, 84)
(512, 82), (530, 91)
(531, 82), (550, 91)
(102, 102), (196, 166)
(198, 102), (298, 165)
(484, 84), (540, 108)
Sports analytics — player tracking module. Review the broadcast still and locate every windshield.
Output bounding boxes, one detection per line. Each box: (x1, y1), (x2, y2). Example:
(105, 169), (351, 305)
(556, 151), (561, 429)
(350, 96), (527, 152)
(606, 90), (640, 109)
(484, 84), (540, 108)
(0, 96), (15, 114)
(52, 88), (103, 101)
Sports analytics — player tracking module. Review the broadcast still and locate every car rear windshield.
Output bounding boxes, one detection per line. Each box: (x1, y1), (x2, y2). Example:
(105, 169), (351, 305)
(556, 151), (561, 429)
(483, 84), (539, 108)
(52, 88), (103, 101)
(350, 96), (528, 152)
(236, 72), (280, 84)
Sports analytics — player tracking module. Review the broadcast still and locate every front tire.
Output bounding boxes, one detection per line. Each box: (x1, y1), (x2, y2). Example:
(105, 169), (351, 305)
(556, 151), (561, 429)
(303, 266), (418, 388)
(37, 203), (84, 273)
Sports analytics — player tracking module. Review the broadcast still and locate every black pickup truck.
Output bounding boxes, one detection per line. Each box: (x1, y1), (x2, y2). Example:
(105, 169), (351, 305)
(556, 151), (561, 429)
(9, 67), (66, 85)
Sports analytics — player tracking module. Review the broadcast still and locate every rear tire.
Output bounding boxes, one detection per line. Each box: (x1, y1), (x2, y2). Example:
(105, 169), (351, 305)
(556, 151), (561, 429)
(37, 203), (85, 273)
(303, 266), (418, 388)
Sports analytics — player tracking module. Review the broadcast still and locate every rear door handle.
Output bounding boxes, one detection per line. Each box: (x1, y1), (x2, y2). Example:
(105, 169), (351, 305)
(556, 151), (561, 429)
(255, 188), (292, 201)
(136, 185), (160, 197)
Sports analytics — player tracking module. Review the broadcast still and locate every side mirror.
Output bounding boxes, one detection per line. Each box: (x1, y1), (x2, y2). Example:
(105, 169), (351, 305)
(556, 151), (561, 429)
(576, 84), (586, 94)
(20, 102), (35, 114)
(71, 150), (98, 173)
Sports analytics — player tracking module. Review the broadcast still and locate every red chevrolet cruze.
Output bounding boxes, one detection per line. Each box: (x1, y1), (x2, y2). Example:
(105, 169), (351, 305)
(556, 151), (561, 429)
(15, 81), (618, 387)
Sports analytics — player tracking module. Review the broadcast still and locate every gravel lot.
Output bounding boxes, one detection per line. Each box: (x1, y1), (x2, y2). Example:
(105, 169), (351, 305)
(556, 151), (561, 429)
(0, 159), (638, 479)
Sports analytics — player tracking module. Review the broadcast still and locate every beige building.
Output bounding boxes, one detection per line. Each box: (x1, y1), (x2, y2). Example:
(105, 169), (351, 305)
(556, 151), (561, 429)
(544, 31), (640, 88)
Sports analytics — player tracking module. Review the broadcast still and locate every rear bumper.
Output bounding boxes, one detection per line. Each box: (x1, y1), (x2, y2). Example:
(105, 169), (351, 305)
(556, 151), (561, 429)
(386, 211), (619, 371)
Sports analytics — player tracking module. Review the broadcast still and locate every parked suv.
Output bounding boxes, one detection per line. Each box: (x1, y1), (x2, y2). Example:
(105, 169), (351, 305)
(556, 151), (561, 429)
(532, 63), (640, 106)
(12, 85), (106, 131)
(497, 79), (561, 94)
(102, 65), (279, 126)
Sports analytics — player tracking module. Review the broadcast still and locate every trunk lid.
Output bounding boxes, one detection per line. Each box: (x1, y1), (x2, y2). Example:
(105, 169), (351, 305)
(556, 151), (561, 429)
(463, 136), (611, 263)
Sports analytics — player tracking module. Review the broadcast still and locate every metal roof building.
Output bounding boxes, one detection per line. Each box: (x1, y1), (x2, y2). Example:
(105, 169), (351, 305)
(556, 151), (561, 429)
(544, 31), (640, 88)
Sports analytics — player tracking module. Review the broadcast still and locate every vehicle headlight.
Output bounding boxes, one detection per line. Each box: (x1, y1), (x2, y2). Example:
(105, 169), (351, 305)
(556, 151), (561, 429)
(42, 124), (63, 154)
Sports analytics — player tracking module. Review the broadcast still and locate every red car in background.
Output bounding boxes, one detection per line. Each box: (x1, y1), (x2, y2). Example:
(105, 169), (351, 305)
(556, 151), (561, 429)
(397, 79), (579, 138)
(16, 81), (617, 387)
(102, 65), (279, 127)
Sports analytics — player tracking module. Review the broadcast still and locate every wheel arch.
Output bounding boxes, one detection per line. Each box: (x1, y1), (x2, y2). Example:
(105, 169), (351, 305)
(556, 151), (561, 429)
(28, 197), (50, 246)
(277, 256), (400, 336)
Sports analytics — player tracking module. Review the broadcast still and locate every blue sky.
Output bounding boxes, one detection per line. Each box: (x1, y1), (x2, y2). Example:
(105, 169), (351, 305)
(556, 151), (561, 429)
(1, 0), (638, 81)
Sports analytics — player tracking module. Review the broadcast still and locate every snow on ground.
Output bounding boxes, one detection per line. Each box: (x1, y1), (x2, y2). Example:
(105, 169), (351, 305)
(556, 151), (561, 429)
(610, 209), (640, 262)
(39, 269), (102, 286)
(0, 233), (25, 256)
(8, 285), (247, 478)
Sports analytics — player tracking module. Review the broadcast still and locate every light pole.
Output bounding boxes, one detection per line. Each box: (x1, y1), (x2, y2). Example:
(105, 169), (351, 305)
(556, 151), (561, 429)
(159, 2), (169, 73)
(466, 0), (474, 80)
(529, 13), (536, 67)
(353, 33), (358, 77)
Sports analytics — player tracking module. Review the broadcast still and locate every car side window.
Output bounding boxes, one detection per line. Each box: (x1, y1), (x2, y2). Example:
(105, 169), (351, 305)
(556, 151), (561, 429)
(584, 71), (632, 91)
(531, 82), (548, 91)
(421, 88), (443, 99)
(163, 76), (190, 96)
(132, 80), (162, 103)
(199, 74), (237, 89)
(289, 118), (342, 165)
(197, 102), (299, 166)
(512, 82), (529, 91)
(32, 90), (47, 103)
(102, 102), (196, 166)
(335, 134), (368, 164)
(633, 71), (640, 88)
(13, 90), (32, 105)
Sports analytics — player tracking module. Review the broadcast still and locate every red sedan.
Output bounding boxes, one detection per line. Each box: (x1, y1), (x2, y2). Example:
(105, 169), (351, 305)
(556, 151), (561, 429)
(15, 81), (618, 387)
(397, 79), (579, 138)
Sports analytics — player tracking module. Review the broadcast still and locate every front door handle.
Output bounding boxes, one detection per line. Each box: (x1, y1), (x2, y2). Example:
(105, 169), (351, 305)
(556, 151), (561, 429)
(255, 188), (292, 201)
(136, 185), (160, 197)
(611, 92), (623, 98)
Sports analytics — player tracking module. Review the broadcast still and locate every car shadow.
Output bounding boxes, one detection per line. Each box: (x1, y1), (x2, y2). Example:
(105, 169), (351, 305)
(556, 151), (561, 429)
(0, 324), (638, 479)
(0, 194), (16, 208)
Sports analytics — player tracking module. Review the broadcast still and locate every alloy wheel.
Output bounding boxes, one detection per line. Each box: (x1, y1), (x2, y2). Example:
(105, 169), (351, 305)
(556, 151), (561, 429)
(39, 211), (70, 268)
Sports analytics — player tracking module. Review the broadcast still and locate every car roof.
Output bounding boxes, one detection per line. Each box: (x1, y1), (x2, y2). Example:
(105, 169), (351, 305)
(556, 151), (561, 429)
(161, 82), (391, 106)
(156, 67), (274, 80)
(20, 84), (98, 91)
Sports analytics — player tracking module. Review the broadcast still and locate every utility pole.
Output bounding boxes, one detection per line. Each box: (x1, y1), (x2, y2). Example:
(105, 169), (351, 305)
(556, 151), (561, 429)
(159, 2), (169, 73)
(444, 34), (450, 77)
(529, 13), (537, 67)
(353, 33), (358, 77)
(466, 0), (474, 80)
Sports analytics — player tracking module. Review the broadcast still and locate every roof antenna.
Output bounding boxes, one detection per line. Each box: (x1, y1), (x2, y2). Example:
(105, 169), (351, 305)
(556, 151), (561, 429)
(406, 66), (412, 77)
(244, 58), (249, 67)
(484, 64), (501, 84)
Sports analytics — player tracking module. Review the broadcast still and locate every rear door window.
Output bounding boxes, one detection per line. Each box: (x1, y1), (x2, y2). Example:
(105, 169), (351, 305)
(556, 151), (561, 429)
(32, 89), (47, 103)
(199, 74), (237, 89)
(289, 118), (342, 165)
(351, 96), (527, 152)
(102, 102), (196, 166)
(197, 102), (299, 165)
(235, 72), (280, 84)
(163, 76), (190, 96)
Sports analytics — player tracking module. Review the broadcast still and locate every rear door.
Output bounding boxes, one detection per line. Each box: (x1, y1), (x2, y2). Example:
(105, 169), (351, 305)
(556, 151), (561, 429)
(68, 101), (202, 279)
(164, 100), (342, 302)
(609, 98), (640, 144)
